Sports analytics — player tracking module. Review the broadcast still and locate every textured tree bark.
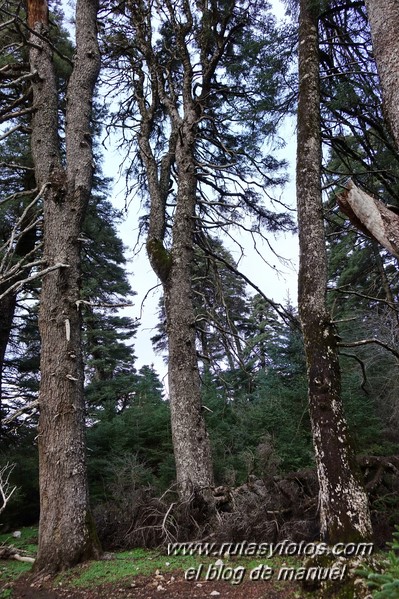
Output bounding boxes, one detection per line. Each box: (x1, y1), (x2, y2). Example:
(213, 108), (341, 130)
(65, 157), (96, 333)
(297, 0), (372, 543)
(364, 0), (399, 150)
(144, 122), (214, 503)
(0, 294), (16, 429)
(134, 3), (214, 505)
(28, 0), (101, 573)
(163, 123), (214, 503)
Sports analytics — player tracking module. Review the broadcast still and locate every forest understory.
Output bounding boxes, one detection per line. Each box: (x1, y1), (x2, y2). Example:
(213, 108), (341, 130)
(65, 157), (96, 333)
(2, 456), (398, 551)
(2, 0), (399, 595)
(92, 456), (399, 551)
(3, 456), (399, 599)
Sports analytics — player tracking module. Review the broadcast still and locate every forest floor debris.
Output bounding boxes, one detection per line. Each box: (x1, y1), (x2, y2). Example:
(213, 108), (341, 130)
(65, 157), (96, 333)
(3, 571), (303, 599)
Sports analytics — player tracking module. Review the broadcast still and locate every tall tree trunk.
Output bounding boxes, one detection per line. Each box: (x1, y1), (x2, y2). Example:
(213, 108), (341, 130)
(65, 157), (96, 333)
(163, 125), (214, 503)
(135, 3), (215, 503)
(28, 0), (101, 573)
(364, 0), (399, 150)
(296, 0), (372, 543)
(145, 123), (214, 503)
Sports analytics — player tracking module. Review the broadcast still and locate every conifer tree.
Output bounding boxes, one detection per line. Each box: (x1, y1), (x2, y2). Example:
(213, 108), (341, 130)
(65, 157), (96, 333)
(28, 0), (102, 572)
(296, 0), (372, 543)
(104, 0), (294, 503)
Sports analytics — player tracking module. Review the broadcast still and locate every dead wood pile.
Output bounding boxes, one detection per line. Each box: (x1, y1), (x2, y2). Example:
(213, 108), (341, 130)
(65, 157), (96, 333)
(94, 455), (399, 550)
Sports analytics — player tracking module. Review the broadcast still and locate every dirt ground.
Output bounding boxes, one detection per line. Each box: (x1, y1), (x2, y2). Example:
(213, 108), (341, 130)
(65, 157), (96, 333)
(5, 571), (302, 599)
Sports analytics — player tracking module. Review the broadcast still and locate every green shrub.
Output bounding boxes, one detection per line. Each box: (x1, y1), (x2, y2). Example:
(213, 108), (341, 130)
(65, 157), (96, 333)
(364, 526), (399, 598)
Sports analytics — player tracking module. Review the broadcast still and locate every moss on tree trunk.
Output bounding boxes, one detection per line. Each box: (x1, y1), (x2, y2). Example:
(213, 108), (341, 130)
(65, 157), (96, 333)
(296, 0), (372, 543)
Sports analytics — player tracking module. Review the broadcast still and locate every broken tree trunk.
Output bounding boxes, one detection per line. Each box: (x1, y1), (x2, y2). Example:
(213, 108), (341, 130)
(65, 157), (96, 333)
(337, 179), (399, 259)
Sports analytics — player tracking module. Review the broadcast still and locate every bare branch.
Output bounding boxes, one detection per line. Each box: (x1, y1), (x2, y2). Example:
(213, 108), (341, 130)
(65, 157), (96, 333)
(0, 545), (35, 563)
(339, 352), (370, 395)
(0, 262), (69, 301)
(202, 243), (298, 327)
(330, 286), (399, 313)
(0, 187), (44, 279)
(3, 399), (39, 425)
(0, 256), (44, 287)
(0, 123), (26, 142)
(0, 187), (38, 207)
(0, 106), (34, 125)
(76, 300), (135, 309)
(0, 162), (35, 173)
(139, 283), (162, 319)
(339, 338), (399, 360)
(0, 463), (17, 515)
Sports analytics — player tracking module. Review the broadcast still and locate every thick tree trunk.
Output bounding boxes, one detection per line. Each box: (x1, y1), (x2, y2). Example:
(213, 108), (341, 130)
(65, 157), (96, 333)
(29, 0), (101, 573)
(364, 0), (399, 150)
(145, 124), (214, 502)
(296, 0), (372, 543)
(138, 13), (214, 502)
(163, 127), (214, 502)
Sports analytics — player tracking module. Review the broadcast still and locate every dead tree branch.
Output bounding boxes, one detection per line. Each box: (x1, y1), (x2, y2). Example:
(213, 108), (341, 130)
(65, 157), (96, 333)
(0, 262), (69, 301)
(0, 463), (17, 515)
(3, 399), (39, 425)
(339, 338), (399, 360)
(337, 179), (399, 259)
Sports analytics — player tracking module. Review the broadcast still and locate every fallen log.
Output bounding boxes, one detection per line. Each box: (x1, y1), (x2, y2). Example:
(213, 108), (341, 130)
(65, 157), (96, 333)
(0, 544), (35, 563)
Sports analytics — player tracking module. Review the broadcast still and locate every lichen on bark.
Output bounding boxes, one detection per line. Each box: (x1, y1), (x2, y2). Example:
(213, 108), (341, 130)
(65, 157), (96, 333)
(364, 0), (399, 150)
(296, 0), (372, 544)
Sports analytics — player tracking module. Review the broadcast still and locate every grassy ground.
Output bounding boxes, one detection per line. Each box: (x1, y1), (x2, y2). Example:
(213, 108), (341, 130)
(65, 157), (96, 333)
(1, 526), (301, 586)
(0, 526), (305, 597)
(0, 526), (388, 598)
(0, 526), (37, 588)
